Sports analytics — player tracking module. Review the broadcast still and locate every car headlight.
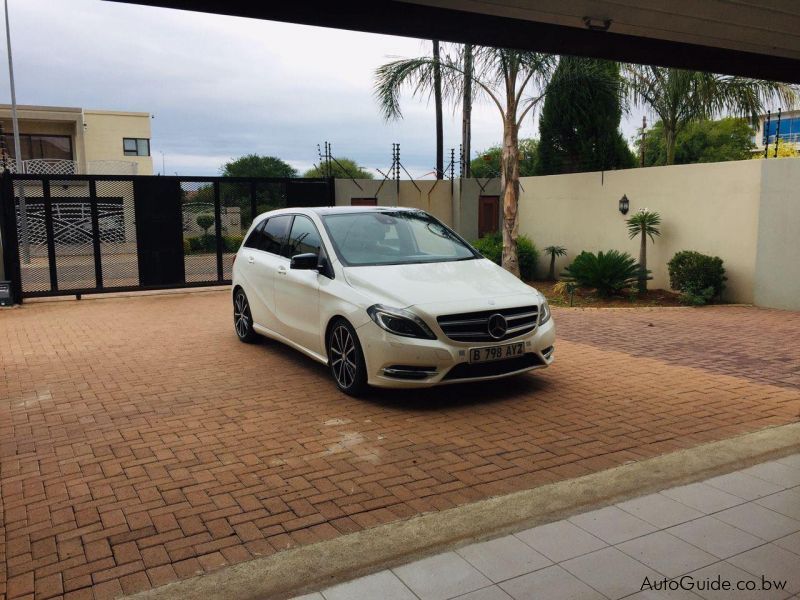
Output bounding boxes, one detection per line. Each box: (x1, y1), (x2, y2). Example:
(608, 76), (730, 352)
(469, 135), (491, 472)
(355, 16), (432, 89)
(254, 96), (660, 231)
(539, 299), (551, 325)
(367, 304), (436, 340)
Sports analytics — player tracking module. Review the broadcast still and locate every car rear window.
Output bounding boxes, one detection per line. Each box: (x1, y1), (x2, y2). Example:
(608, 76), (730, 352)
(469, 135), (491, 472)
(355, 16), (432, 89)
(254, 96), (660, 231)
(260, 215), (292, 255)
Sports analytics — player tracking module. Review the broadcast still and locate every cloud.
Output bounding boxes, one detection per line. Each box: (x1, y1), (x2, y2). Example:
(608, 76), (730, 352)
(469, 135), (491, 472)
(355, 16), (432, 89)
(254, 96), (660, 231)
(4, 0), (633, 176)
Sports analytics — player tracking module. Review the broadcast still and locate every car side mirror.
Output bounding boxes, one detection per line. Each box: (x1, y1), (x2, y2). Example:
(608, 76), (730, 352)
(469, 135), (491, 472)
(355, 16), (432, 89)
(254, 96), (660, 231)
(318, 255), (334, 279)
(290, 253), (318, 270)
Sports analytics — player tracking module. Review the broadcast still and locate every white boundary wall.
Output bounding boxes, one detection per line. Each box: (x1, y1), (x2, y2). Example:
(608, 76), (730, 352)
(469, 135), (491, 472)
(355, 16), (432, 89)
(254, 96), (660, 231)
(333, 159), (800, 309)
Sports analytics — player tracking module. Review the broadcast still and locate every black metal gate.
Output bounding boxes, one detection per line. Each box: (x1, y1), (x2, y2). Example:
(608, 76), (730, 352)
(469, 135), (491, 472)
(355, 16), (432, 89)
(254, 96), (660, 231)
(0, 173), (333, 302)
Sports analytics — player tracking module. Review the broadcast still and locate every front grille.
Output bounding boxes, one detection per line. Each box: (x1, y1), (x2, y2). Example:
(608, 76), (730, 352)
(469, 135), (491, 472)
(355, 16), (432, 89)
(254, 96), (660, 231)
(437, 305), (539, 342)
(442, 353), (543, 381)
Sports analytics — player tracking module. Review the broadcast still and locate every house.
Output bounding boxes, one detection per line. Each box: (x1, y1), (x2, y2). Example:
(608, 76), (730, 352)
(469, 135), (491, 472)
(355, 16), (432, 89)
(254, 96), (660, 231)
(0, 104), (153, 175)
(754, 108), (800, 151)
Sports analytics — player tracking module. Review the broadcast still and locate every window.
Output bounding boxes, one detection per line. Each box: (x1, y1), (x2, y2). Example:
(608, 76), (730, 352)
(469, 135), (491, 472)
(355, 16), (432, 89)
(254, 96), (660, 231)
(259, 215), (291, 255)
(322, 210), (477, 266)
(763, 117), (800, 145)
(123, 138), (150, 156)
(2, 134), (72, 161)
(285, 215), (322, 258)
(243, 220), (265, 249)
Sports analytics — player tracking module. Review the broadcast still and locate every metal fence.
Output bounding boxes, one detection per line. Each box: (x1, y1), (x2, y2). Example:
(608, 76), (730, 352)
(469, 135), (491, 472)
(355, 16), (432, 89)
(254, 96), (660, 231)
(0, 173), (333, 302)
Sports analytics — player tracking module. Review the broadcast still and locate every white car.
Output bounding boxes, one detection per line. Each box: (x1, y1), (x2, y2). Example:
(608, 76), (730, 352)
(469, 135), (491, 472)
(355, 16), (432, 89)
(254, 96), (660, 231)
(232, 206), (555, 395)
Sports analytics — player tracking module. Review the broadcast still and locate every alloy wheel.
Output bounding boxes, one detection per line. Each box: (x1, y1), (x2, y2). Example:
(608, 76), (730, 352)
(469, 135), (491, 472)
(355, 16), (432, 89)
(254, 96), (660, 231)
(329, 325), (357, 389)
(234, 291), (251, 339)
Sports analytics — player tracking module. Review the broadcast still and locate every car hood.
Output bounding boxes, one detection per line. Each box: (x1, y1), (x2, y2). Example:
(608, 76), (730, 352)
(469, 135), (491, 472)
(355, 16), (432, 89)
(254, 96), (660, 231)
(342, 258), (538, 308)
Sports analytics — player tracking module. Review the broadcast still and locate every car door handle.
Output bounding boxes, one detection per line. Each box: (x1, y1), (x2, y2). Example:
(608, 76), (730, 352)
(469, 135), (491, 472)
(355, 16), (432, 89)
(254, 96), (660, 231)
(277, 266), (288, 275)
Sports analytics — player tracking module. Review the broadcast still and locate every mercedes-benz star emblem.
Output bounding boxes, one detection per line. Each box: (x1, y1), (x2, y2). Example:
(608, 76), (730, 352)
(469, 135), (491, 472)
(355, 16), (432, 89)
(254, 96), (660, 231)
(487, 313), (507, 340)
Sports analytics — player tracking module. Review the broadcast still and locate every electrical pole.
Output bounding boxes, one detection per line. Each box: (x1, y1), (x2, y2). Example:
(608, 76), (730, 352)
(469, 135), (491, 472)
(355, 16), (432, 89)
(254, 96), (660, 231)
(5, 0), (28, 262)
(764, 111), (771, 159)
(640, 115), (647, 168)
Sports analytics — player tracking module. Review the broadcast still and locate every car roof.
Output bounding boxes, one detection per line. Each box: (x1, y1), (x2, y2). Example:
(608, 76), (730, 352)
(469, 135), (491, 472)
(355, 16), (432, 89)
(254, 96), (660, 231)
(263, 206), (421, 217)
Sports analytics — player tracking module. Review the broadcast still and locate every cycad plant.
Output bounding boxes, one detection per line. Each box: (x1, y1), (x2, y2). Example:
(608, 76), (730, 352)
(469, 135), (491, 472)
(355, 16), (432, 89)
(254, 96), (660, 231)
(544, 245), (567, 281)
(562, 250), (641, 297)
(626, 208), (661, 294)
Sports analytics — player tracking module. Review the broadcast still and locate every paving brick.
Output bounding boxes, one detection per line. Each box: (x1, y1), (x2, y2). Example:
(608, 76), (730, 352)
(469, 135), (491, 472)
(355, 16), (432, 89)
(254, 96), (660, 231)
(2, 294), (798, 599)
(112, 541), (141, 564)
(33, 572), (62, 599)
(146, 564), (179, 587)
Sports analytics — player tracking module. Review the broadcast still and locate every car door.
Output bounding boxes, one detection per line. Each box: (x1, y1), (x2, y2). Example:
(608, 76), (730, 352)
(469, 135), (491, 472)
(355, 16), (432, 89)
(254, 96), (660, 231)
(246, 215), (292, 330)
(274, 214), (323, 354)
(237, 220), (268, 323)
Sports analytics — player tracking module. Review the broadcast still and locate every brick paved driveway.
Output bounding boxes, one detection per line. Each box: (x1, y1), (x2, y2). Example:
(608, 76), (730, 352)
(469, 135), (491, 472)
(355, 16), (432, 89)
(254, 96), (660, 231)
(1, 292), (798, 600)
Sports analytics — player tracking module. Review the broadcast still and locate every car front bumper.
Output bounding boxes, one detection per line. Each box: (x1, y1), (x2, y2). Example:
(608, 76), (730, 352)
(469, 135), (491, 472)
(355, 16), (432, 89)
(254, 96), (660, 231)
(356, 317), (556, 388)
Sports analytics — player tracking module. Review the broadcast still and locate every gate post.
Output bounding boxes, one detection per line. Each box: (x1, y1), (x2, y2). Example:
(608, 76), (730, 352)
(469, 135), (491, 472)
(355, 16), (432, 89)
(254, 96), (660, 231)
(213, 181), (223, 282)
(0, 171), (22, 303)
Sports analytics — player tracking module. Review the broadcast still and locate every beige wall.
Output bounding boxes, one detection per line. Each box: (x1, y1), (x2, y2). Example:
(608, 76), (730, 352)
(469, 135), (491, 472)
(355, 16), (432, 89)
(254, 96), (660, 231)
(335, 161), (800, 309)
(517, 160), (769, 304)
(334, 178), (456, 226)
(754, 159), (800, 309)
(83, 110), (153, 175)
(334, 178), (398, 207)
(454, 177), (500, 241)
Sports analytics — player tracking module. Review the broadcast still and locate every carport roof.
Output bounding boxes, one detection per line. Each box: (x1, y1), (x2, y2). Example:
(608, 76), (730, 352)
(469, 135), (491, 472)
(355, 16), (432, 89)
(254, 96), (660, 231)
(109, 0), (800, 83)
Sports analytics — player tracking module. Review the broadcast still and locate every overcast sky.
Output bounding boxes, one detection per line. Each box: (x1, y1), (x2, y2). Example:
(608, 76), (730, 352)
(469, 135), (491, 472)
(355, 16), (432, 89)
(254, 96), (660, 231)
(6, 0), (641, 177)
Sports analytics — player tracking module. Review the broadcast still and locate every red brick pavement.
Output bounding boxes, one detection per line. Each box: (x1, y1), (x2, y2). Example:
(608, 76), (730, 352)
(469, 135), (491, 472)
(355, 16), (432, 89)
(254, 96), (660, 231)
(556, 306), (800, 390)
(1, 292), (798, 599)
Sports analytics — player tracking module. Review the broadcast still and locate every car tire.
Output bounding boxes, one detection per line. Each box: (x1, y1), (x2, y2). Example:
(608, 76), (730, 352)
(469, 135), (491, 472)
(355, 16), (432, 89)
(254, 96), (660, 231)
(233, 288), (259, 343)
(327, 318), (368, 396)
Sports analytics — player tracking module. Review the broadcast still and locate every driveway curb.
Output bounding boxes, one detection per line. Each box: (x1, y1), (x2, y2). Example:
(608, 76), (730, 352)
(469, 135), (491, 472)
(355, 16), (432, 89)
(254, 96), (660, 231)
(128, 421), (800, 600)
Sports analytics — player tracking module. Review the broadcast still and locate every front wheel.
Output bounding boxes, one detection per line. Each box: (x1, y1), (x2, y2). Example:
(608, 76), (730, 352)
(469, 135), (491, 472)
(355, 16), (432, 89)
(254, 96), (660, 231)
(327, 319), (368, 396)
(233, 289), (259, 343)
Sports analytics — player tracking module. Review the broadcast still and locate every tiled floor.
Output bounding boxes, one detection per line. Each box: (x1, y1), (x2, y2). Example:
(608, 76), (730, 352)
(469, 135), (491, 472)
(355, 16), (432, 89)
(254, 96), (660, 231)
(298, 454), (800, 600)
(1, 293), (799, 598)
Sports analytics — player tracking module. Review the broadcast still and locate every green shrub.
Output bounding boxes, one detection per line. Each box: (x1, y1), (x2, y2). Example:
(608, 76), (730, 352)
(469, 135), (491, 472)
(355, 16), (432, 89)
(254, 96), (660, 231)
(223, 235), (243, 252)
(680, 286), (716, 306)
(472, 232), (539, 280)
(196, 213), (214, 235)
(667, 251), (726, 303)
(561, 250), (643, 297)
(185, 234), (243, 255)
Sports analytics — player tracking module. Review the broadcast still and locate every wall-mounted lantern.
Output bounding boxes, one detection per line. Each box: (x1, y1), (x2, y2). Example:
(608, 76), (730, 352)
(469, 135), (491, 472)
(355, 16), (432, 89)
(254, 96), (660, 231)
(619, 194), (630, 215)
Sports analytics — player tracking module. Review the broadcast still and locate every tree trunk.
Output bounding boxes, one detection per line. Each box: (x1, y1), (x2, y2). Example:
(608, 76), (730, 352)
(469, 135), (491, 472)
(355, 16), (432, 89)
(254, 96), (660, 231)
(638, 227), (647, 294)
(461, 44), (473, 178)
(548, 254), (556, 281)
(433, 40), (444, 179)
(500, 115), (521, 277)
(664, 126), (677, 165)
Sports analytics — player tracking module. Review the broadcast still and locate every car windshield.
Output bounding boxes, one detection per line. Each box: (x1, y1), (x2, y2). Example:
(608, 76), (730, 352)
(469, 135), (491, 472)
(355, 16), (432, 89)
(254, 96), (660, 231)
(321, 210), (478, 266)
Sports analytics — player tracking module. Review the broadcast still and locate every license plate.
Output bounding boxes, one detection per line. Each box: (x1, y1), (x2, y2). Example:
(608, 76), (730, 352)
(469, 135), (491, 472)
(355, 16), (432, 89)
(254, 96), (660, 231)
(469, 342), (525, 363)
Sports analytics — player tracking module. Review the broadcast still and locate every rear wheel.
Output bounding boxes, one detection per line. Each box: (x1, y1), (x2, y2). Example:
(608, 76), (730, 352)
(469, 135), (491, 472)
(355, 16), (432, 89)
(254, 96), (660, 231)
(327, 319), (368, 396)
(233, 289), (259, 343)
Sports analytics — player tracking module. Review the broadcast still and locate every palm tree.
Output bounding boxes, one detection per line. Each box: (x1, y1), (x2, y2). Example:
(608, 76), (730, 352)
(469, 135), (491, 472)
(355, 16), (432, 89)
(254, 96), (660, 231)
(624, 66), (798, 165)
(544, 245), (567, 281)
(375, 48), (611, 276)
(626, 209), (661, 294)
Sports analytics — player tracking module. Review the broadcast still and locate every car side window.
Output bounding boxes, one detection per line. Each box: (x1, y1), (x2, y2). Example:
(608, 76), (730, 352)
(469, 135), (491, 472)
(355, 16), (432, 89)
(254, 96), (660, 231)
(259, 215), (292, 255)
(284, 215), (322, 259)
(243, 220), (265, 249)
